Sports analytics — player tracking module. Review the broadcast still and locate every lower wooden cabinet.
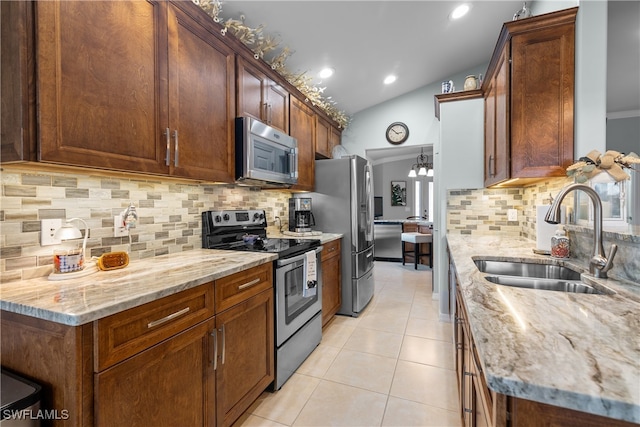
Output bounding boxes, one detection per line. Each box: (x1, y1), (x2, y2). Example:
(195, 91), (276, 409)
(0, 263), (274, 427)
(95, 319), (216, 427)
(321, 238), (342, 326)
(215, 288), (274, 427)
(452, 264), (637, 427)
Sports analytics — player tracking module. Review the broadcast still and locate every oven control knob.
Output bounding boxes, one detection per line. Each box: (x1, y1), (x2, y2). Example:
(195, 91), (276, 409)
(215, 215), (222, 223)
(253, 213), (262, 221)
(223, 214), (230, 221)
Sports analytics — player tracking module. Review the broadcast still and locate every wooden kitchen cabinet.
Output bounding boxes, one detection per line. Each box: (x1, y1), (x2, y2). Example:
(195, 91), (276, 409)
(0, 263), (274, 427)
(451, 262), (637, 427)
(237, 56), (289, 133)
(95, 319), (216, 427)
(26, 1), (235, 182)
(215, 288), (274, 427)
(290, 95), (316, 191)
(321, 238), (342, 326)
(483, 8), (576, 187)
(315, 116), (342, 159)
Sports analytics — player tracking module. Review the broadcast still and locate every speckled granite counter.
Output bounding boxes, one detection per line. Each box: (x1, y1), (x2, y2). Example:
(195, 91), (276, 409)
(374, 219), (432, 226)
(447, 234), (640, 423)
(268, 232), (343, 245)
(0, 249), (276, 326)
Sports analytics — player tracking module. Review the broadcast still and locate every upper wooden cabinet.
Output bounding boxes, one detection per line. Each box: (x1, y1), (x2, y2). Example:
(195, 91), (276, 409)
(237, 56), (289, 133)
(315, 116), (342, 159)
(483, 8), (577, 187)
(290, 95), (316, 191)
(22, 1), (236, 182)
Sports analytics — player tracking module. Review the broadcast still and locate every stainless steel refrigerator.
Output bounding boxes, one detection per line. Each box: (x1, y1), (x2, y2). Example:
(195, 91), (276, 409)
(309, 155), (375, 317)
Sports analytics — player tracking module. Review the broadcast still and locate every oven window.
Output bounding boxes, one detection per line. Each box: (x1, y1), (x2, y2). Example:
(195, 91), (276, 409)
(284, 263), (318, 324)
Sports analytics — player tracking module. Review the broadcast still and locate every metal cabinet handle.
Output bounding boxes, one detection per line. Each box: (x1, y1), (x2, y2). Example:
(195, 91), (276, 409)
(164, 128), (171, 166)
(173, 129), (179, 167)
(488, 154), (495, 178)
(220, 324), (226, 365)
(263, 102), (269, 121)
(147, 307), (190, 328)
(464, 408), (473, 414)
(268, 103), (273, 124)
(211, 330), (218, 370)
(328, 246), (337, 252)
(238, 277), (260, 290)
(464, 370), (475, 378)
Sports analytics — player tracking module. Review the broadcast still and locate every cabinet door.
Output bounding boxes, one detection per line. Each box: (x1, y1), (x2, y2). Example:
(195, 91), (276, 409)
(237, 57), (268, 123)
(321, 241), (341, 326)
(167, 4), (235, 182)
(484, 44), (510, 187)
(315, 116), (331, 159)
(290, 96), (316, 191)
(266, 81), (289, 132)
(95, 319), (215, 427)
(215, 289), (274, 427)
(329, 125), (342, 157)
(36, 0), (168, 174)
(510, 23), (574, 178)
(237, 57), (289, 133)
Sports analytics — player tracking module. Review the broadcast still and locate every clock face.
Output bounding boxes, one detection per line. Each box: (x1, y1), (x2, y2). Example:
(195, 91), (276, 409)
(386, 122), (409, 145)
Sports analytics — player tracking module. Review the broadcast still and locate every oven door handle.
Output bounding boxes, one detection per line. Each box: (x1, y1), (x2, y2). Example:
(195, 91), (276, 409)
(276, 246), (323, 267)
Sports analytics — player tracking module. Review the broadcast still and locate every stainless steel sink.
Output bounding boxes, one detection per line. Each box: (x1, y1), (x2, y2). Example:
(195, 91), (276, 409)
(474, 259), (612, 295)
(474, 260), (581, 280)
(484, 275), (603, 294)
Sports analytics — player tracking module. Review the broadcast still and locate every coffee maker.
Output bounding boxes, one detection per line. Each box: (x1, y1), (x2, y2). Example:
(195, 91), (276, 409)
(289, 198), (316, 232)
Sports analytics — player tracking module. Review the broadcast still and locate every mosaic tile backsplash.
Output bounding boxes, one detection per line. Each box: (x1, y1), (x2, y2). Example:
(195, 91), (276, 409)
(1, 165), (291, 283)
(2, 165), (637, 284)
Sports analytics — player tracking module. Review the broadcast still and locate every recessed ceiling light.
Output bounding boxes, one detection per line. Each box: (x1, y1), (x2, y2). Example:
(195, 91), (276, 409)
(318, 67), (334, 79)
(383, 75), (397, 85)
(450, 4), (470, 20)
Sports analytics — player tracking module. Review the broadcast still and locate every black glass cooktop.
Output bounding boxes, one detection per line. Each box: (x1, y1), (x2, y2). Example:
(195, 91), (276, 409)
(212, 238), (321, 259)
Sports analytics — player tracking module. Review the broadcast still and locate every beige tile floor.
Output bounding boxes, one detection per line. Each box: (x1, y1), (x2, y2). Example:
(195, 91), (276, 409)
(234, 261), (462, 427)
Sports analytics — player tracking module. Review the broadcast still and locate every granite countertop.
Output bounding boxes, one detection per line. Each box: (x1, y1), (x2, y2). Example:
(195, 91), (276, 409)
(269, 232), (343, 245)
(447, 234), (640, 423)
(0, 249), (277, 326)
(374, 219), (433, 226)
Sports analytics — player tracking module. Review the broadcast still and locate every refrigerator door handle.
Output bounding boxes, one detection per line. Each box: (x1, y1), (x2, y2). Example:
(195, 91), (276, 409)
(364, 163), (374, 242)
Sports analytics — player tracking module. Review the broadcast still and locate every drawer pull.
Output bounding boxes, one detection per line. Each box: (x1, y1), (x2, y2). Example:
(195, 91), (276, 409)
(329, 246), (337, 252)
(147, 307), (190, 329)
(238, 277), (261, 291)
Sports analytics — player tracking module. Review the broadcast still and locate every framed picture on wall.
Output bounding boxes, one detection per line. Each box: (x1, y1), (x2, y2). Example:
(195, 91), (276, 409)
(391, 181), (407, 206)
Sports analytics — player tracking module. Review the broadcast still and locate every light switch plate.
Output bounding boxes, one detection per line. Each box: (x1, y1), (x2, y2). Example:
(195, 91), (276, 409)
(507, 209), (518, 221)
(114, 215), (128, 237)
(41, 219), (63, 246)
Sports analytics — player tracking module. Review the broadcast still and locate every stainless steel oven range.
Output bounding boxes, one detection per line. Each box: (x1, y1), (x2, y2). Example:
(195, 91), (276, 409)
(202, 209), (322, 390)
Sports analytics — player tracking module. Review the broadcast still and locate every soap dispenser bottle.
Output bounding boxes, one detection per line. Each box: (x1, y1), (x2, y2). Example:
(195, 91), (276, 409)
(550, 226), (570, 258)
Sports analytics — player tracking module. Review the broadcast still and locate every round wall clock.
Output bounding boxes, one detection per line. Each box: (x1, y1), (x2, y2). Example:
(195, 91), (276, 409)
(385, 122), (409, 145)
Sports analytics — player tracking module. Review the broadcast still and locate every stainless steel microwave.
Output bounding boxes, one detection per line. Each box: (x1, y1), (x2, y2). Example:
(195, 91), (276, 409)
(235, 117), (298, 188)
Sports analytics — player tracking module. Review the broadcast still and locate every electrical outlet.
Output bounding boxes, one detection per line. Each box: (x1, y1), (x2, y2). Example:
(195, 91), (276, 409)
(507, 209), (518, 221)
(114, 215), (128, 237)
(41, 219), (63, 246)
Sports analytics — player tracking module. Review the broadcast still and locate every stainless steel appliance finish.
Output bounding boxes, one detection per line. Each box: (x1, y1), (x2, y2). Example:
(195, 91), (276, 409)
(289, 198), (316, 232)
(201, 209), (322, 390)
(235, 116), (298, 187)
(373, 222), (403, 261)
(308, 155), (375, 317)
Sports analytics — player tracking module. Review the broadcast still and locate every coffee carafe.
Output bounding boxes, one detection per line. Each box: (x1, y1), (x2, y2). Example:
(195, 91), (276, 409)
(289, 198), (316, 232)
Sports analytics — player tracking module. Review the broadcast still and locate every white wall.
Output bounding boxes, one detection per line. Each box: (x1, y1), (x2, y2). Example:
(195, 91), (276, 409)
(341, 65), (488, 159)
(434, 97), (484, 320)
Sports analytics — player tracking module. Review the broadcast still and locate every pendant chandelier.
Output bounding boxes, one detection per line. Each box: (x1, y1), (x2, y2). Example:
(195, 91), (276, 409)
(408, 147), (433, 177)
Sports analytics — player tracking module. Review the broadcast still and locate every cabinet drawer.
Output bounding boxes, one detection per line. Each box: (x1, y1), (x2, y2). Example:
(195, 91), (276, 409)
(321, 239), (341, 261)
(215, 263), (273, 313)
(95, 283), (214, 371)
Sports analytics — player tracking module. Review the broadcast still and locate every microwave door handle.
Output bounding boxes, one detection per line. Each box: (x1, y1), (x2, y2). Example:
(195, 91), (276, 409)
(290, 148), (298, 179)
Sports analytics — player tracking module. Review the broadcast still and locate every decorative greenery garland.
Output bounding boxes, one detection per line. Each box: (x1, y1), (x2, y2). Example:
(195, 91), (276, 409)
(193, 0), (350, 129)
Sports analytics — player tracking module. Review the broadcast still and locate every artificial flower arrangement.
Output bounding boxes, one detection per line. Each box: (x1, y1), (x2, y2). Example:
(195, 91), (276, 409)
(566, 150), (640, 183)
(193, 0), (350, 129)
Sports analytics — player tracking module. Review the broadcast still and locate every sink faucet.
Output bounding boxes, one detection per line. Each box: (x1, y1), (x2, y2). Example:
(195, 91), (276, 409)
(274, 216), (283, 233)
(544, 183), (617, 279)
